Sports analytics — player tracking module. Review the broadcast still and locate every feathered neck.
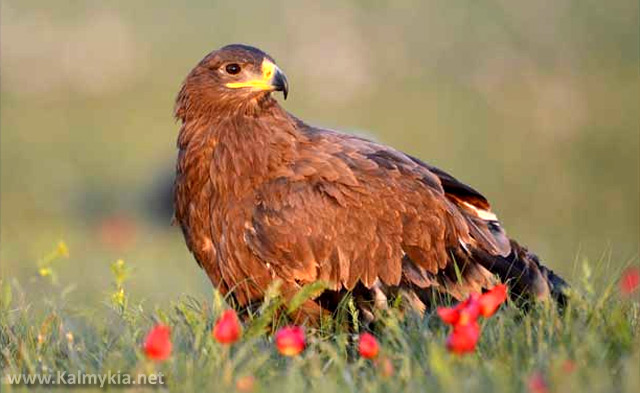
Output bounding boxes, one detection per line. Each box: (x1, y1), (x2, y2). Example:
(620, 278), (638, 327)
(175, 92), (301, 198)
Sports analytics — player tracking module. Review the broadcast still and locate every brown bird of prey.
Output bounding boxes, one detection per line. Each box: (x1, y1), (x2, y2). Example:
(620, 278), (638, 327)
(174, 44), (566, 323)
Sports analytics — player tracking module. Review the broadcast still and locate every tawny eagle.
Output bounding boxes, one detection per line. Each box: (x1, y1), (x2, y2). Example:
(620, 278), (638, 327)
(174, 44), (566, 323)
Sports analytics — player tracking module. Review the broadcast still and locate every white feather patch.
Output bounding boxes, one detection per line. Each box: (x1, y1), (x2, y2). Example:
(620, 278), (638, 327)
(462, 201), (498, 221)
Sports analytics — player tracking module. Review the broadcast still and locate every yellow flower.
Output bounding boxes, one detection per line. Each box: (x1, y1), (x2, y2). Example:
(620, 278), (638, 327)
(111, 287), (126, 308)
(110, 259), (130, 287)
(38, 267), (52, 277)
(57, 241), (69, 258)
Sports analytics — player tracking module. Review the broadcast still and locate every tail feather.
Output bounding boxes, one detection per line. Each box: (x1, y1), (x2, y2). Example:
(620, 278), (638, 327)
(315, 240), (568, 326)
(474, 240), (568, 303)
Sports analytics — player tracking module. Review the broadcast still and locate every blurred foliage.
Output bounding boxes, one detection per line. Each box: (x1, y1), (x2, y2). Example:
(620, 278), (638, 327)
(1, 0), (638, 306)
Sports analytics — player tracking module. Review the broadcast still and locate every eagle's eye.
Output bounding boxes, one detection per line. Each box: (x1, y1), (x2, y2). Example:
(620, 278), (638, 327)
(225, 63), (242, 75)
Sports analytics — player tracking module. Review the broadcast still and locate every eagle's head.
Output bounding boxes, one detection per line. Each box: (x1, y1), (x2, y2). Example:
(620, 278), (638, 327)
(175, 44), (289, 120)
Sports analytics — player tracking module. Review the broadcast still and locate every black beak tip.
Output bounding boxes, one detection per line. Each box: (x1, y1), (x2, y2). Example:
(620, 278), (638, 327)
(273, 70), (289, 100)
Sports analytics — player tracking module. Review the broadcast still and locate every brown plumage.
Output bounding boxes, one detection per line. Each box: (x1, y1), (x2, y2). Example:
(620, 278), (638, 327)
(173, 44), (567, 323)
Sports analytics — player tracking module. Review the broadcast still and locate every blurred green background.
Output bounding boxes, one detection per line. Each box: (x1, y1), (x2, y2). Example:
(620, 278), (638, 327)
(1, 0), (638, 305)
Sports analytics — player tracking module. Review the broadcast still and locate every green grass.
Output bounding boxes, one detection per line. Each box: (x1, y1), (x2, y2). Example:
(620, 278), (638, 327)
(1, 249), (638, 392)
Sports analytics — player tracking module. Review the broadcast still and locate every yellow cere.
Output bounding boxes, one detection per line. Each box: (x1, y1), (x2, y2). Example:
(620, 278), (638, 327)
(225, 59), (278, 91)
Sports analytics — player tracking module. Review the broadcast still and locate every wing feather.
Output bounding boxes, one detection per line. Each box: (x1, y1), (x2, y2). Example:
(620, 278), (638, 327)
(245, 127), (490, 292)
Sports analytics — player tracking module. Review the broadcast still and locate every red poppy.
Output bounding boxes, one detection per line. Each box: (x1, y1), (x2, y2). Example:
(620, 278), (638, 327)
(478, 284), (508, 317)
(446, 321), (480, 354)
(620, 267), (639, 296)
(275, 326), (306, 356)
(212, 309), (242, 344)
(235, 375), (255, 392)
(527, 371), (549, 393)
(437, 293), (480, 326)
(437, 306), (460, 325)
(358, 332), (379, 359)
(377, 356), (394, 378)
(143, 324), (172, 361)
(562, 359), (577, 373)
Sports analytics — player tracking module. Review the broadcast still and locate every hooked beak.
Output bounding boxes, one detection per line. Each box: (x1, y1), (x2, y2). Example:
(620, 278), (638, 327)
(225, 58), (289, 100)
(272, 67), (289, 100)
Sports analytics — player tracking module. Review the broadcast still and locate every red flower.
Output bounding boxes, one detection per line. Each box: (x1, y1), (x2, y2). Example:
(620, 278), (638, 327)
(358, 332), (379, 359)
(438, 285), (507, 355)
(275, 326), (306, 356)
(562, 359), (577, 373)
(446, 321), (480, 354)
(527, 371), (549, 393)
(377, 356), (394, 378)
(478, 284), (508, 317)
(143, 324), (172, 361)
(437, 293), (480, 326)
(438, 285), (508, 326)
(235, 375), (255, 392)
(437, 306), (460, 325)
(213, 309), (242, 344)
(620, 267), (639, 296)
